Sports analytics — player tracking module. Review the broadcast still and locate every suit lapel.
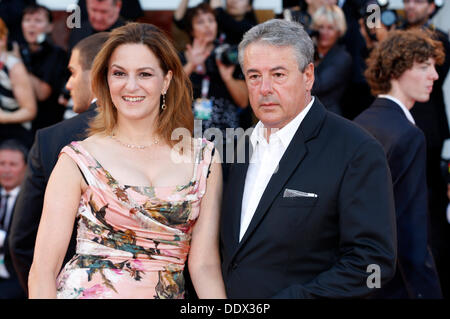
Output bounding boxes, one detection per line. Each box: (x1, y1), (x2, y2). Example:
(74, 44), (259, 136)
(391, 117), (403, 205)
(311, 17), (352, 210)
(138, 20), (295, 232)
(222, 136), (252, 250)
(233, 99), (327, 255)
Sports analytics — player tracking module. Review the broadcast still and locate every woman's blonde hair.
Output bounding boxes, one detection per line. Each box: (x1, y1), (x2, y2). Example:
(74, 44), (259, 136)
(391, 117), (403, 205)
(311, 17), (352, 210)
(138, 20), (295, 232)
(311, 5), (347, 37)
(89, 22), (193, 146)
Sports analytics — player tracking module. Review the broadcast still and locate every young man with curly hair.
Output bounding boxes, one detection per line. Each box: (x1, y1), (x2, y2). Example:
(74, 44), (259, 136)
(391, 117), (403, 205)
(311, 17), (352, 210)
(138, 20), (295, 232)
(354, 28), (444, 299)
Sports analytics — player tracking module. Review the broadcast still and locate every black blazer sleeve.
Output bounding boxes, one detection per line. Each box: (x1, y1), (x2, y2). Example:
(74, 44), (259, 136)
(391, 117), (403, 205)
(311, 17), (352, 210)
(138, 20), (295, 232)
(273, 139), (397, 298)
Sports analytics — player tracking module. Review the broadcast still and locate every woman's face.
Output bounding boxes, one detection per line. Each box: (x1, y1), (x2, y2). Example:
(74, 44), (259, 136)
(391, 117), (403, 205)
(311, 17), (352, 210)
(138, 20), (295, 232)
(316, 19), (340, 50)
(107, 43), (172, 123)
(191, 11), (217, 43)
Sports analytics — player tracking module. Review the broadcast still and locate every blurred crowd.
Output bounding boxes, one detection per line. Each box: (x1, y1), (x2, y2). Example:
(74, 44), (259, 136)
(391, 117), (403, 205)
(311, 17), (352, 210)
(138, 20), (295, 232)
(0, 0), (450, 299)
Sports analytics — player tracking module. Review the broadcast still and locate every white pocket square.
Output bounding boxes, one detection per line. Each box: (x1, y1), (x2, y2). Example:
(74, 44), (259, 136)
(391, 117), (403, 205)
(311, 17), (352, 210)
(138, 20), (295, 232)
(283, 188), (318, 198)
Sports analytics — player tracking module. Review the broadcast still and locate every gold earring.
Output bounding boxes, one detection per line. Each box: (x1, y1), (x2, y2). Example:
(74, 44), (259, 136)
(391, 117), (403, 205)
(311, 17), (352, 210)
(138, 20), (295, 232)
(161, 93), (166, 110)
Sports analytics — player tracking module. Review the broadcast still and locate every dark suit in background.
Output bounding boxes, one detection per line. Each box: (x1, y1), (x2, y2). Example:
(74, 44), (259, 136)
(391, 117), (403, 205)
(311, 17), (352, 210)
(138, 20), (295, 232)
(221, 98), (397, 298)
(355, 97), (442, 298)
(8, 104), (96, 293)
(312, 44), (352, 115)
(0, 191), (25, 299)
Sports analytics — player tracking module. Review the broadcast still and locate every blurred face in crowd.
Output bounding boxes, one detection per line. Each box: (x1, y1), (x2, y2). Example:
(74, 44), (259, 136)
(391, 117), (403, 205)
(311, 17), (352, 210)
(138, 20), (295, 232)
(191, 10), (218, 43)
(107, 43), (172, 123)
(66, 49), (93, 113)
(0, 149), (26, 192)
(403, 0), (435, 26)
(226, 0), (251, 20)
(391, 58), (439, 107)
(315, 18), (340, 52)
(22, 9), (52, 45)
(243, 42), (314, 130)
(87, 0), (122, 31)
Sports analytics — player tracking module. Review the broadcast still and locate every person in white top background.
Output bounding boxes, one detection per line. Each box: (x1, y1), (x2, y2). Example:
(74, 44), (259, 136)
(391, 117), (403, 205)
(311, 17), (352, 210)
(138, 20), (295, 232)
(355, 28), (444, 298)
(0, 139), (27, 299)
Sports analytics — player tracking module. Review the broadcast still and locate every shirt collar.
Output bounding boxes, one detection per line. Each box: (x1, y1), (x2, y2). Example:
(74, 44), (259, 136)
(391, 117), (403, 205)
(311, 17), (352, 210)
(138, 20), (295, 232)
(378, 94), (416, 125)
(1, 186), (20, 197)
(250, 97), (315, 149)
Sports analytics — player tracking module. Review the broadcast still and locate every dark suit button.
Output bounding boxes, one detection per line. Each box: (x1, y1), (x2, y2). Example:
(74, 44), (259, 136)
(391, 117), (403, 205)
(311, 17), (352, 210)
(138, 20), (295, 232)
(231, 263), (238, 270)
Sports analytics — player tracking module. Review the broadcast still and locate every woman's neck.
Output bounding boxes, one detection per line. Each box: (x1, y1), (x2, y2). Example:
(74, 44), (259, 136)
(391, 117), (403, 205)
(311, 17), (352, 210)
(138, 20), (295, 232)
(316, 44), (331, 57)
(114, 116), (160, 145)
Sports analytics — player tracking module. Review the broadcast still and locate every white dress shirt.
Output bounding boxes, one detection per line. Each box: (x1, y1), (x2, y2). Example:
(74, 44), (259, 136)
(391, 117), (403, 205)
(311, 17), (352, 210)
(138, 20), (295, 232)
(378, 94), (416, 125)
(239, 97), (315, 241)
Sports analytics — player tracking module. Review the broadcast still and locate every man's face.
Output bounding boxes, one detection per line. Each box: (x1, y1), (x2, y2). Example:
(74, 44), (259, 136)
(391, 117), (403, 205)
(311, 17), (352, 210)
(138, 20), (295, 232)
(22, 10), (52, 45)
(403, 0), (435, 26)
(0, 150), (26, 192)
(66, 49), (92, 113)
(86, 0), (121, 31)
(394, 58), (439, 104)
(243, 42), (314, 129)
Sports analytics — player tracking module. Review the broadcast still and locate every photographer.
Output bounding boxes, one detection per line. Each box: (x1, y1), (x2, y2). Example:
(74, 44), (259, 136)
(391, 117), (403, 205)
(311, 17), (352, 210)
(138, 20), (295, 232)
(311, 4), (352, 115)
(16, 4), (68, 133)
(174, 0), (257, 46)
(179, 3), (248, 157)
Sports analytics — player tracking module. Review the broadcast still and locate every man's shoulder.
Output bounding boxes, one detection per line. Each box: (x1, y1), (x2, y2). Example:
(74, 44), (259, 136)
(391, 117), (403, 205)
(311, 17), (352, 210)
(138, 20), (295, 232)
(36, 110), (94, 154)
(324, 110), (376, 143)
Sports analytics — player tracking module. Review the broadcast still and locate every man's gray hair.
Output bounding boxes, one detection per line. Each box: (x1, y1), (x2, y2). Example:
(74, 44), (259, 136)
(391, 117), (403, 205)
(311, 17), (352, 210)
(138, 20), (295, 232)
(238, 19), (314, 72)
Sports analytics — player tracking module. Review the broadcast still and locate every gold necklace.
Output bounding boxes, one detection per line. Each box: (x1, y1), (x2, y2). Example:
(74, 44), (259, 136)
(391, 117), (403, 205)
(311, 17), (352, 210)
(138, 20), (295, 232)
(110, 133), (159, 150)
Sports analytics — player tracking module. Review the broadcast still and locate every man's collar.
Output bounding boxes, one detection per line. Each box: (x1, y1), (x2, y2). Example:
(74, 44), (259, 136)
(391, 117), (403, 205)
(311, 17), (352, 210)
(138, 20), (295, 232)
(378, 94), (416, 125)
(1, 186), (20, 197)
(250, 97), (315, 149)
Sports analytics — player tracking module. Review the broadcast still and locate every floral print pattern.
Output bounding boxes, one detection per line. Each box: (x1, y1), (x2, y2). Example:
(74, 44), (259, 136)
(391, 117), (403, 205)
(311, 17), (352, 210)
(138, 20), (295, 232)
(55, 139), (214, 299)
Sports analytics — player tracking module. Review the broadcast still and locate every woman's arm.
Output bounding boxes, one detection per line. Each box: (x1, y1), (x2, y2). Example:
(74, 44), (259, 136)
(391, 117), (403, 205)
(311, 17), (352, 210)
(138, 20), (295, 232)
(29, 73), (52, 102)
(188, 149), (226, 299)
(174, 0), (190, 22)
(0, 61), (36, 124)
(28, 153), (84, 298)
(217, 60), (249, 108)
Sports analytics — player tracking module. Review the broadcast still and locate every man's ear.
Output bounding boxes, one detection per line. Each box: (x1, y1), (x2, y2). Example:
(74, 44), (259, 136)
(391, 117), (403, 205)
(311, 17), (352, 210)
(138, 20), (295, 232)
(303, 63), (315, 91)
(116, 0), (123, 11)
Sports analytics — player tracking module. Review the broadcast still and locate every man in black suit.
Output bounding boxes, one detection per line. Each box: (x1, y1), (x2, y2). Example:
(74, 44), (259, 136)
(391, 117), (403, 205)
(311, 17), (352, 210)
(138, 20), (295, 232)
(220, 19), (397, 298)
(0, 139), (28, 299)
(401, 0), (450, 298)
(354, 29), (444, 298)
(8, 32), (109, 294)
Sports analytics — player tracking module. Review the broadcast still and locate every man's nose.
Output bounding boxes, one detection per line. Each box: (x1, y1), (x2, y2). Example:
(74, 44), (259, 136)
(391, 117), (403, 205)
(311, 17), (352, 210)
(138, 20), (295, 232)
(430, 66), (439, 81)
(65, 78), (72, 91)
(260, 77), (273, 96)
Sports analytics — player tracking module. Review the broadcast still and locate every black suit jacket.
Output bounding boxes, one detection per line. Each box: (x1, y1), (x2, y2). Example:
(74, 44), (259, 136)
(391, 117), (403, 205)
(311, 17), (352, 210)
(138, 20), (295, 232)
(8, 104), (96, 292)
(354, 97), (442, 298)
(220, 98), (397, 298)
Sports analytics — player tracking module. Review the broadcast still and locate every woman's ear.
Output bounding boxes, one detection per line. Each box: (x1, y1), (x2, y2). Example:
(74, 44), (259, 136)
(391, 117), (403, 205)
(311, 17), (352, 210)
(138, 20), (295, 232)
(163, 70), (173, 93)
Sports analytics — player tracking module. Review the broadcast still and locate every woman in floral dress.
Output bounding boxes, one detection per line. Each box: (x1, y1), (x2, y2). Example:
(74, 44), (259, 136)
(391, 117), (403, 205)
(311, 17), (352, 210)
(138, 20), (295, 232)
(28, 23), (226, 299)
